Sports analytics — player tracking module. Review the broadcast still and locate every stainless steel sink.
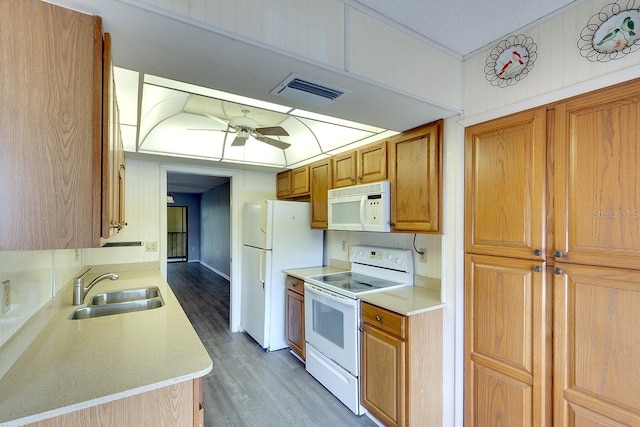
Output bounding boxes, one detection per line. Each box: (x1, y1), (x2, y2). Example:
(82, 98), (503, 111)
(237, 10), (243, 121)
(88, 287), (161, 305)
(69, 287), (165, 320)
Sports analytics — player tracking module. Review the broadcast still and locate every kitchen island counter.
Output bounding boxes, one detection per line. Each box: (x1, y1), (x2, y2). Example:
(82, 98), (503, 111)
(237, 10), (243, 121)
(0, 263), (212, 426)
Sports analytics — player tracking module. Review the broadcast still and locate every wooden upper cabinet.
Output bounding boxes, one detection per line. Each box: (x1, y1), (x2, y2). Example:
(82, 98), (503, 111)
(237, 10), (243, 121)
(276, 170), (292, 198)
(389, 121), (443, 233)
(465, 109), (547, 259)
(332, 151), (358, 188)
(332, 141), (388, 188)
(553, 263), (640, 426)
(0, 0), (103, 250)
(310, 159), (332, 229)
(102, 32), (126, 239)
(357, 140), (387, 184)
(276, 166), (310, 199)
(290, 165), (310, 196)
(554, 82), (640, 270)
(464, 254), (551, 427)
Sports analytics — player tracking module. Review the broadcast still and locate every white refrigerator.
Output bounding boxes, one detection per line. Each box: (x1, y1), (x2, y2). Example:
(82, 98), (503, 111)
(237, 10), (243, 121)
(241, 200), (323, 351)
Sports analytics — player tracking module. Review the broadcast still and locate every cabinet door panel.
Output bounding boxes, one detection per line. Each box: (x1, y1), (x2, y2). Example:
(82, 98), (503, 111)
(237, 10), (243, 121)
(474, 364), (533, 427)
(357, 140), (387, 183)
(554, 263), (640, 426)
(465, 254), (551, 427)
(310, 160), (331, 228)
(554, 85), (640, 270)
(465, 109), (546, 259)
(361, 323), (405, 427)
(389, 121), (442, 233)
(285, 290), (305, 360)
(332, 152), (357, 188)
(0, 0), (101, 250)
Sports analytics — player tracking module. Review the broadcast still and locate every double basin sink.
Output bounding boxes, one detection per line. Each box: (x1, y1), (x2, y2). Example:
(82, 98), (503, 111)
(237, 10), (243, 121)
(69, 287), (165, 320)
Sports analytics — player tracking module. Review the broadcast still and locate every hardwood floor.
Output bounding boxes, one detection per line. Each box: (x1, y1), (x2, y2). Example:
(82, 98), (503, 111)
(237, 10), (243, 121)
(167, 262), (377, 427)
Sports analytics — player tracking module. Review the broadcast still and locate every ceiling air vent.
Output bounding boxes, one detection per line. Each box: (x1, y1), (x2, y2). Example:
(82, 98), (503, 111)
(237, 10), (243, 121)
(270, 73), (351, 107)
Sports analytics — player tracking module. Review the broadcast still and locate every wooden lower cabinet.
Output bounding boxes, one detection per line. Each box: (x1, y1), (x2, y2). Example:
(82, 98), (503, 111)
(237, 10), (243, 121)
(554, 263), (640, 426)
(285, 276), (305, 360)
(464, 254), (551, 427)
(360, 302), (442, 427)
(26, 378), (203, 427)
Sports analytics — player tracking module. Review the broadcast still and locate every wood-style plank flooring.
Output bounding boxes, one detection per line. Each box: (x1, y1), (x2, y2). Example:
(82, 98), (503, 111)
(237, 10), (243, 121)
(167, 262), (377, 427)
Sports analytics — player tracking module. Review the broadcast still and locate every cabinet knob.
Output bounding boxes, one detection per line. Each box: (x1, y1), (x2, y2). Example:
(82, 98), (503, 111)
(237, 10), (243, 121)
(554, 268), (564, 275)
(533, 249), (542, 256)
(375, 315), (381, 322)
(533, 266), (541, 272)
(554, 251), (564, 257)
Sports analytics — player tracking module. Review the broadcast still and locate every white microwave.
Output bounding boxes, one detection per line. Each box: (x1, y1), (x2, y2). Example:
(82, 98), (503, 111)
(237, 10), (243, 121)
(328, 181), (391, 232)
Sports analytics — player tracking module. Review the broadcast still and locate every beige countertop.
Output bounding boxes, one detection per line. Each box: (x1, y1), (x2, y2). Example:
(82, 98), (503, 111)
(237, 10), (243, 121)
(284, 266), (443, 316)
(359, 285), (444, 316)
(0, 263), (212, 426)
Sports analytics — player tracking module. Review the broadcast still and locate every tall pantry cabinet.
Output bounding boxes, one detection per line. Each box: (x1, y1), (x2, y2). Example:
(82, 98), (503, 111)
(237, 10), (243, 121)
(465, 79), (640, 426)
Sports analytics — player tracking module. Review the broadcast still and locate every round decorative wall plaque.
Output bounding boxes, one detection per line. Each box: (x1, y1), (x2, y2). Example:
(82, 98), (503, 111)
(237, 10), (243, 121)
(485, 34), (537, 88)
(578, 1), (640, 62)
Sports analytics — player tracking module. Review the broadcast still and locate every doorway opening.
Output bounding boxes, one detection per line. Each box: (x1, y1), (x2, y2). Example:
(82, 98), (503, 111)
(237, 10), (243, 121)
(167, 206), (188, 262)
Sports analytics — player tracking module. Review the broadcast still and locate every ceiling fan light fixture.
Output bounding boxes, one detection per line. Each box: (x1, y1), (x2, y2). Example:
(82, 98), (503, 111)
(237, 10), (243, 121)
(237, 129), (250, 140)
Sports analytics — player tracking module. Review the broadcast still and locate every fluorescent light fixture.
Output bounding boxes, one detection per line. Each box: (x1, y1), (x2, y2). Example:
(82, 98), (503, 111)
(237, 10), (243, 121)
(144, 74), (292, 113)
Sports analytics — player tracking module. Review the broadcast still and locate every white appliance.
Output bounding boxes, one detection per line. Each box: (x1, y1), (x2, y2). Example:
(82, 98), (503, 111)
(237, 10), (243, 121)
(328, 181), (391, 232)
(241, 200), (323, 351)
(304, 245), (413, 415)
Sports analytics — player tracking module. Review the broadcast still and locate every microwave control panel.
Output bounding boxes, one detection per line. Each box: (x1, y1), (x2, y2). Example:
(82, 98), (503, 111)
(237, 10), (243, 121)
(365, 196), (383, 226)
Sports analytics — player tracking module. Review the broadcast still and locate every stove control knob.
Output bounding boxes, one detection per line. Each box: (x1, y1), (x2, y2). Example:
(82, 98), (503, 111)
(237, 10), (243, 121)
(387, 254), (394, 261)
(396, 258), (403, 265)
(351, 250), (357, 259)
(359, 250), (364, 257)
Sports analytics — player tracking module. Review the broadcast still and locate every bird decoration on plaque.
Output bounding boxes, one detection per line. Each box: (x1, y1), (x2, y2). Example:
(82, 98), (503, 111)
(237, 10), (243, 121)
(578, 1), (640, 61)
(485, 34), (537, 88)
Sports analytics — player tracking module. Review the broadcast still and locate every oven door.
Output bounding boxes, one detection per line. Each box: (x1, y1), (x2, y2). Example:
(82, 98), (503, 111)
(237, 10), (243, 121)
(304, 282), (359, 376)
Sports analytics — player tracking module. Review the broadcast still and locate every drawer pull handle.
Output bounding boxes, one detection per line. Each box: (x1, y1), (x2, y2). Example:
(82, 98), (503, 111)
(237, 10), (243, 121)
(375, 315), (381, 322)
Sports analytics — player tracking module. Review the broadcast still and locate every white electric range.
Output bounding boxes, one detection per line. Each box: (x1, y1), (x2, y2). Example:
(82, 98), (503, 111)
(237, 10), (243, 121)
(303, 245), (414, 415)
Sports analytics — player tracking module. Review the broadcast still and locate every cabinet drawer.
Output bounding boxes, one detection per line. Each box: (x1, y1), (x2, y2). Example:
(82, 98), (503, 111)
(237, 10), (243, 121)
(286, 276), (305, 295)
(361, 302), (405, 339)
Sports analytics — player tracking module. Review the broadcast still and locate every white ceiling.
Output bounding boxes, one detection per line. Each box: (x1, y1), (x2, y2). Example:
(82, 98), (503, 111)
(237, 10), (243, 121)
(51, 0), (585, 174)
(348, 0), (581, 56)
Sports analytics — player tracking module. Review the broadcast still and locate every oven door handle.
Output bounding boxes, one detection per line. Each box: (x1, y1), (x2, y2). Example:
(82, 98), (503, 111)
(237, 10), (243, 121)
(305, 283), (356, 306)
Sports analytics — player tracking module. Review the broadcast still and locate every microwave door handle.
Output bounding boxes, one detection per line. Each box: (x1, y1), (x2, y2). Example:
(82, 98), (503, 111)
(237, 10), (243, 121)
(359, 195), (366, 231)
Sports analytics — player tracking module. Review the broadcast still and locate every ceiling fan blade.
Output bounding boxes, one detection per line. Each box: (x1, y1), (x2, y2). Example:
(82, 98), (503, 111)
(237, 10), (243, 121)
(231, 135), (247, 146)
(255, 126), (289, 136)
(256, 135), (291, 149)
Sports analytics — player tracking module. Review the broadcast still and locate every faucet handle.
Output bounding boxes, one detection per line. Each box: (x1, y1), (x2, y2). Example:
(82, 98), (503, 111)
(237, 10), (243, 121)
(73, 267), (92, 286)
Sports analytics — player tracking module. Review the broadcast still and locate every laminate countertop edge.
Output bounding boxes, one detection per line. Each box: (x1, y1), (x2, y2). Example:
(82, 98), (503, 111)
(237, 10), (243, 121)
(0, 263), (213, 427)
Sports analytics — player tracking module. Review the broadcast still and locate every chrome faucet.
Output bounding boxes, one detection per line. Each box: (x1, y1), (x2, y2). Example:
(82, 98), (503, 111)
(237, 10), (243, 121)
(72, 268), (119, 305)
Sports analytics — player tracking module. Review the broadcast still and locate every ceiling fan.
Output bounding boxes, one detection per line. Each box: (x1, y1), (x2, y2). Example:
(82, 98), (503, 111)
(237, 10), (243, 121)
(227, 109), (291, 149)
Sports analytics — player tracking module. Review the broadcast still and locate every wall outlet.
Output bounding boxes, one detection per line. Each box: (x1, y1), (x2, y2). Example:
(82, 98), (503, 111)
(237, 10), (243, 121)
(2, 280), (10, 314)
(192, 247), (196, 252)
(419, 249), (427, 263)
(145, 241), (158, 252)
(341, 240), (347, 251)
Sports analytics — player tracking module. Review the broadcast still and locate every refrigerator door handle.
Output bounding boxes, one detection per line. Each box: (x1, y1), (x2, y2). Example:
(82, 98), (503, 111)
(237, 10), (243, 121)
(259, 250), (265, 286)
(260, 200), (267, 234)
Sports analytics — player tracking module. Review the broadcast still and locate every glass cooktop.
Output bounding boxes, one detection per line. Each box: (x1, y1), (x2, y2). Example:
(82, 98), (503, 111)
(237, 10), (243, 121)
(308, 272), (404, 294)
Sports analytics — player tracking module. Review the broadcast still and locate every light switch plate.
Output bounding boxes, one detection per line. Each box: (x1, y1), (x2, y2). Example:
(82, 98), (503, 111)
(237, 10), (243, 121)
(145, 241), (158, 252)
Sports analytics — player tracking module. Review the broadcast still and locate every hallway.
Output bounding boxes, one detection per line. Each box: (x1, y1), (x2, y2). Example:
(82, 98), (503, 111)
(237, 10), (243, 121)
(167, 262), (376, 427)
